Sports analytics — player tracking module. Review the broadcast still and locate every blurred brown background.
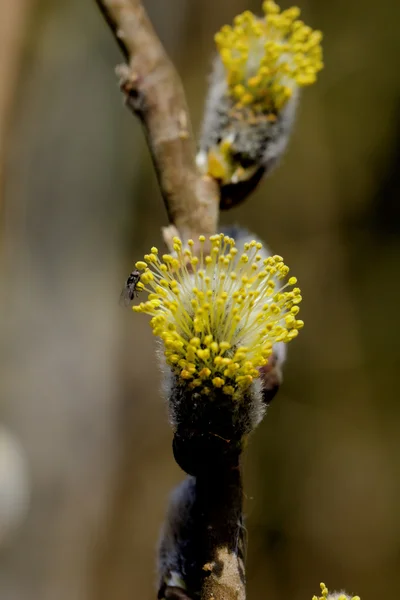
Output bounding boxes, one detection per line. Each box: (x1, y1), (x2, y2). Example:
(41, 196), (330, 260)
(0, 0), (399, 599)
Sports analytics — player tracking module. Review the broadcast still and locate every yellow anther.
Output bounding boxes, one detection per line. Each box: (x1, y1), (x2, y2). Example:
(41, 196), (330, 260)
(199, 368), (211, 378)
(180, 370), (192, 379)
(219, 342), (231, 352)
(197, 349), (211, 361)
(135, 261), (147, 270)
(223, 386), (235, 395)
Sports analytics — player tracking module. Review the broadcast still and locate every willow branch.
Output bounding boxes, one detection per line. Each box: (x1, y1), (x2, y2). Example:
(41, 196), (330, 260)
(95, 0), (219, 244)
(95, 3), (245, 600)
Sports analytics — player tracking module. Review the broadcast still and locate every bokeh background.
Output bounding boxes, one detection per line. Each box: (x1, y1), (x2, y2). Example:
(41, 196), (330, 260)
(1, 0), (399, 598)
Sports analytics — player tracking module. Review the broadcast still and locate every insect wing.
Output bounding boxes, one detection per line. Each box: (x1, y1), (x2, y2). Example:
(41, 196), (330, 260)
(119, 269), (142, 307)
(119, 284), (134, 307)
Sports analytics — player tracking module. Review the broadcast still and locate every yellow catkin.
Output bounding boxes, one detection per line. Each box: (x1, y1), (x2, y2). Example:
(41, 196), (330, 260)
(133, 234), (303, 398)
(215, 1), (323, 113)
(312, 582), (361, 600)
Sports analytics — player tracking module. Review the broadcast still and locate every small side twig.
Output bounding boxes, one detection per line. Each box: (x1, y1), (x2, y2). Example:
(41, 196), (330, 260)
(95, 0), (219, 244)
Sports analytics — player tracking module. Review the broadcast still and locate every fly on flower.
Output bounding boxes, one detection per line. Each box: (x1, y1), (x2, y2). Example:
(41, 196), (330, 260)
(120, 268), (144, 306)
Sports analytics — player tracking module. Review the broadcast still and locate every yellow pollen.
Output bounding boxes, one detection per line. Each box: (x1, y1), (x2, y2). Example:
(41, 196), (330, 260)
(133, 234), (303, 398)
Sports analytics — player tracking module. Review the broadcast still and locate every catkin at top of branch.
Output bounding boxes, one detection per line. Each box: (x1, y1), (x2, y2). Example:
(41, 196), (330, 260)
(313, 582), (361, 600)
(197, 1), (323, 207)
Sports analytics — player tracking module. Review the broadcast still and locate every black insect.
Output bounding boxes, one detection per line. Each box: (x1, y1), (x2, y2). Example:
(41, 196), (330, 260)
(120, 269), (142, 306)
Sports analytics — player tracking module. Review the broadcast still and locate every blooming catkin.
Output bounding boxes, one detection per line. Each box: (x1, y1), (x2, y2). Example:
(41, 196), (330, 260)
(132, 233), (303, 473)
(198, 1), (323, 207)
(133, 234), (302, 399)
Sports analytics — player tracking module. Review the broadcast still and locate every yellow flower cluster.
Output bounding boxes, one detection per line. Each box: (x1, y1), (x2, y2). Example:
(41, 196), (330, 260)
(215, 0), (323, 113)
(133, 234), (303, 397)
(313, 582), (360, 600)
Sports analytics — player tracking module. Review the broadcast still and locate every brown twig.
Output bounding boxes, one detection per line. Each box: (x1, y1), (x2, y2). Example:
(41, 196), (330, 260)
(159, 471), (246, 600)
(95, 0), (219, 246)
